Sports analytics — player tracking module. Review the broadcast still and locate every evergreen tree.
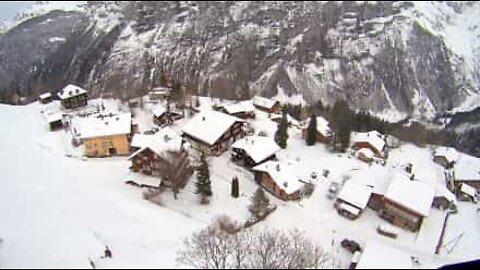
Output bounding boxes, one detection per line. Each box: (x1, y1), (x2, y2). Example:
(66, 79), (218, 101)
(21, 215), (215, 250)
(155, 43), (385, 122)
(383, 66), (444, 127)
(231, 176), (239, 198)
(248, 187), (270, 220)
(329, 99), (352, 152)
(195, 154), (212, 204)
(274, 110), (289, 149)
(306, 114), (317, 146)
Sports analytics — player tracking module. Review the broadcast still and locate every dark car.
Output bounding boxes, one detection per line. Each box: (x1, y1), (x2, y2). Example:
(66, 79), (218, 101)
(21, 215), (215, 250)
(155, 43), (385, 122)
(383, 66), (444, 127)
(341, 239), (361, 253)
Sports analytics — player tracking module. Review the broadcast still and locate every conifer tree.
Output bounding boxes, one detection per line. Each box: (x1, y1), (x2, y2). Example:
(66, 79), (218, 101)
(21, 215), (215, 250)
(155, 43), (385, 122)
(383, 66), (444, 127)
(306, 114), (317, 146)
(195, 154), (212, 204)
(248, 187), (270, 220)
(274, 110), (289, 149)
(231, 176), (239, 198)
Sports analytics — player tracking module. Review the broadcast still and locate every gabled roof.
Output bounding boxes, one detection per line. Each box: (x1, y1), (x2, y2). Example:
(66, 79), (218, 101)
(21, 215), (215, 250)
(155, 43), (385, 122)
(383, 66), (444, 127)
(39, 92), (52, 100)
(129, 128), (183, 160)
(270, 113), (300, 127)
(434, 147), (459, 164)
(253, 95), (278, 109)
(356, 241), (412, 269)
(459, 183), (477, 198)
(76, 112), (131, 139)
(352, 131), (386, 154)
(337, 180), (372, 210)
(58, 84), (87, 100)
(231, 136), (281, 163)
(315, 117), (331, 136)
(434, 184), (456, 203)
(152, 106), (166, 118)
(222, 100), (256, 114)
(252, 160), (305, 195)
(45, 112), (63, 123)
(384, 173), (434, 217)
(454, 153), (480, 181)
(357, 148), (375, 160)
(182, 110), (243, 146)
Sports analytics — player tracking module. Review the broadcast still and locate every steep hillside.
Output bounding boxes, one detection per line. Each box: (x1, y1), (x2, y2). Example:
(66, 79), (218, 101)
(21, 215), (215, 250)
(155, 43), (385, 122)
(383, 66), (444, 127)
(1, 1), (480, 122)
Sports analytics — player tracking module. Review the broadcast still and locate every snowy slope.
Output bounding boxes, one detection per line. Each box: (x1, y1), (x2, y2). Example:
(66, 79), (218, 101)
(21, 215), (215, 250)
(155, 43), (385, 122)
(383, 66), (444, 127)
(0, 98), (479, 268)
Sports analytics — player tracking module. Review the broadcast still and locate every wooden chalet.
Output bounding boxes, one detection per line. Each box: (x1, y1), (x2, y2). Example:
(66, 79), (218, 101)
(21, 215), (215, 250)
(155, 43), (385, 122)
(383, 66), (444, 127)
(352, 131), (386, 158)
(334, 180), (372, 220)
(58, 84), (88, 110)
(453, 154), (480, 190)
(129, 128), (191, 190)
(217, 101), (256, 119)
(182, 110), (244, 156)
(252, 161), (305, 201)
(433, 147), (458, 169)
(38, 92), (53, 104)
(231, 136), (280, 168)
(379, 173), (434, 232)
(253, 96), (281, 114)
(152, 106), (184, 127)
(46, 112), (63, 131)
(301, 116), (332, 143)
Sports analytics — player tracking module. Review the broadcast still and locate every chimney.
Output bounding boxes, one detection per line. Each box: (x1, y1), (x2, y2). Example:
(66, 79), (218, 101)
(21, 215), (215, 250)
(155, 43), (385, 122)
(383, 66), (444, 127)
(276, 164), (280, 172)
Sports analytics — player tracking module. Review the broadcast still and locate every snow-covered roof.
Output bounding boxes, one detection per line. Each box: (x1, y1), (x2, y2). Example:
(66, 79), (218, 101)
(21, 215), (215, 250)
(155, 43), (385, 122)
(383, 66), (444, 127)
(45, 111), (63, 123)
(231, 136), (281, 163)
(460, 183), (477, 198)
(337, 180), (372, 210)
(270, 113), (300, 127)
(352, 131), (386, 154)
(57, 84), (87, 100)
(357, 148), (375, 160)
(351, 166), (392, 195)
(77, 112), (131, 139)
(129, 128), (183, 159)
(39, 92), (52, 100)
(222, 100), (255, 114)
(337, 202), (360, 216)
(434, 184), (457, 203)
(152, 106), (166, 117)
(315, 117), (331, 136)
(253, 95), (278, 109)
(454, 153), (480, 181)
(182, 110), (243, 146)
(434, 147), (459, 163)
(356, 241), (412, 269)
(252, 161), (305, 195)
(384, 173), (434, 217)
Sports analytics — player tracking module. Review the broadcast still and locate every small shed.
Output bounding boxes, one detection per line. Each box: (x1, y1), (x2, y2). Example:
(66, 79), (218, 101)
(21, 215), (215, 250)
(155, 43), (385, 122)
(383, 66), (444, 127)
(38, 92), (53, 104)
(46, 112), (63, 131)
(335, 180), (372, 220)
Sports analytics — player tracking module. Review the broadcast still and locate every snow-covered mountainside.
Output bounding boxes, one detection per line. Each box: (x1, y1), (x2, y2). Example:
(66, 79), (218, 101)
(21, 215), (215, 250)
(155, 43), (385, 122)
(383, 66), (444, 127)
(0, 1), (480, 121)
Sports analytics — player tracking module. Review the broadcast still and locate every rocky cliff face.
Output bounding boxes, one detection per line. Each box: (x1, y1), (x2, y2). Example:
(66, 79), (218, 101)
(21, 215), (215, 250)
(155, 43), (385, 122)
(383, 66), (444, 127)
(1, 1), (480, 122)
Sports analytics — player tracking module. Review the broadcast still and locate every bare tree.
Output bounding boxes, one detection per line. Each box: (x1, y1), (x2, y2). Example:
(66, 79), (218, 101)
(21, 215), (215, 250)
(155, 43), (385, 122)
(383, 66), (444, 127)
(176, 218), (332, 269)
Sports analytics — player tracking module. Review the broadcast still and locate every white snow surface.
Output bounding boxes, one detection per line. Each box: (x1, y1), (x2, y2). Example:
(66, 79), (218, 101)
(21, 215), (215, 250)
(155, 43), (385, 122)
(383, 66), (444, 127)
(252, 95), (277, 110)
(454, 152), (480, 181)
(434, 147), (459, 164)
(231, 136), (280, 164)
(130, 127), (183, 158)
(351, 131), (386, 154)
(1, 98), (480, 268)
(182, 110), (242, 146)
(57, 84), (87, 100)
(384, 173), (434, 217)
(75, 112), (131, 139)
(356, 241), (413, 269)
(337, 180), (372, 210)
(252, 160), (306, 195)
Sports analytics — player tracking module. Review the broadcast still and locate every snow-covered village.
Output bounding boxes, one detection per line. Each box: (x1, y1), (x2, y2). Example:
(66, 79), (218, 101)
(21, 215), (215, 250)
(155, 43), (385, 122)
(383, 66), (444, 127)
(0, 82), (478, 269)
(1, 1), (480, 269)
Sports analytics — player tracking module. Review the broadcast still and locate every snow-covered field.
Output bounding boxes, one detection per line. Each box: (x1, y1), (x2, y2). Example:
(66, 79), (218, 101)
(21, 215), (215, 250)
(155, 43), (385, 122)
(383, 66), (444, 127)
(0, 98), (479, 268)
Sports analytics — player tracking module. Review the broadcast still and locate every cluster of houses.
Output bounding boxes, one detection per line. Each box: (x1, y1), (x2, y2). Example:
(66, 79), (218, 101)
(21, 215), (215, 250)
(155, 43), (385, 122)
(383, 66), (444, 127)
(38, 84), (479, 235)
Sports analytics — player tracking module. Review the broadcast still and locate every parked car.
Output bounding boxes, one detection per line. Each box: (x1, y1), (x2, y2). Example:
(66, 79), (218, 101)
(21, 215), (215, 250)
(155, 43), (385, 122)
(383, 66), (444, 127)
(377, 224), (399, 239)
(327, 182), (340, 200)
(341, 239), (361, 253)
